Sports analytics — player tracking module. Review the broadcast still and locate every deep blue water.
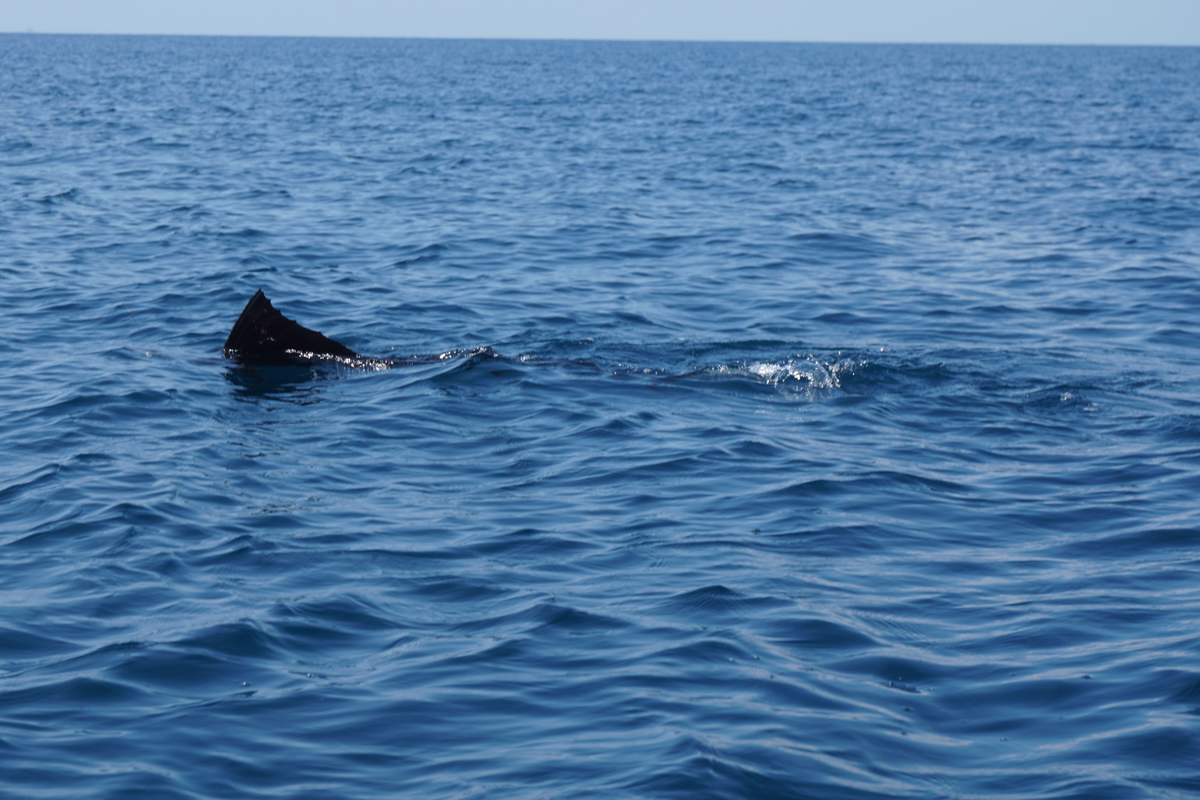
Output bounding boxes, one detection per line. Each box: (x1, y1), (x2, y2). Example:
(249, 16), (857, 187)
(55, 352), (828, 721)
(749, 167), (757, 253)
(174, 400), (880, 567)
(3, 34), (1200, 799)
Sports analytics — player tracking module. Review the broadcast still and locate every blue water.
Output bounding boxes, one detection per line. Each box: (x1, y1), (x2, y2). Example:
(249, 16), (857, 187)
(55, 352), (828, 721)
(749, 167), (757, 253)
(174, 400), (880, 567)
(2, 34), (1200, 799)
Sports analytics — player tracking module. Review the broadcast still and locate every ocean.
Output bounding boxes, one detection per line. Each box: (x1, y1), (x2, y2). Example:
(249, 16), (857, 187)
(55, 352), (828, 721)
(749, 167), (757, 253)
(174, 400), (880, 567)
(2, 34), (1199, 799)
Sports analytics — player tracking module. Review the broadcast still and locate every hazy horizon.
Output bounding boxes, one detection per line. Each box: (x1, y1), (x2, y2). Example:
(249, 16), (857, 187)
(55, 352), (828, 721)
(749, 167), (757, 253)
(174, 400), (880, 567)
(6, 0), (1199, 46)
(6, 31), (1200, 47)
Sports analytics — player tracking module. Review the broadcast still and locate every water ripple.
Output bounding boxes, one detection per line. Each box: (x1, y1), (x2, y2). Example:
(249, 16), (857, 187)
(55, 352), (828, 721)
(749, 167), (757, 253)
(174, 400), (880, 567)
(2, 35), (1199, 800)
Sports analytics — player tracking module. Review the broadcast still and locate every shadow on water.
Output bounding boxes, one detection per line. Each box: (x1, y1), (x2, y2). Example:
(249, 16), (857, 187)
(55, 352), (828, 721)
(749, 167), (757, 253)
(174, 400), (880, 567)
(223, 363), (333, 402)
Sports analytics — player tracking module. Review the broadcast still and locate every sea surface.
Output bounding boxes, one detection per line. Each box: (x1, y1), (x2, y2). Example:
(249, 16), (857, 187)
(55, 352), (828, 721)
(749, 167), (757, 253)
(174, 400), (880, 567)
(2, 35), (1199, 799)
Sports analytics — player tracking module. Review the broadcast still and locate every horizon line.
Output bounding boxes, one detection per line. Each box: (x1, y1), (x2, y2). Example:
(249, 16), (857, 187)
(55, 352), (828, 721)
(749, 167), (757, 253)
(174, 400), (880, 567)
(3, 30), (1198, 48)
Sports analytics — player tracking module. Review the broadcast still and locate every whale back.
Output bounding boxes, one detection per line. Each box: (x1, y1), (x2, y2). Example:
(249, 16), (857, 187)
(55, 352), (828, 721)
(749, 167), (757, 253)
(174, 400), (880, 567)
(223, 289), (358, 362)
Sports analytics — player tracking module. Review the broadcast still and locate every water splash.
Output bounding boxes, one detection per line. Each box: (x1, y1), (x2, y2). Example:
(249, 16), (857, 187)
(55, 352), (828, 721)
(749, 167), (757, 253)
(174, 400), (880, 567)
(701, 354), (853, 396)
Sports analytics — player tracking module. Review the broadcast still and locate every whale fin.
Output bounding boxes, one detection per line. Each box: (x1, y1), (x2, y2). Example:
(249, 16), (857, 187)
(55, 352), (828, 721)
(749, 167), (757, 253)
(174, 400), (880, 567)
(223, 289), (359, 362)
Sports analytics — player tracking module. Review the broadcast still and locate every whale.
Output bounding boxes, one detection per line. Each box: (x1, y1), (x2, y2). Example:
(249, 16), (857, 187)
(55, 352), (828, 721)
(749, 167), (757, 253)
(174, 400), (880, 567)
(223, 289), (360, 364)
(224, 289), (497, 368)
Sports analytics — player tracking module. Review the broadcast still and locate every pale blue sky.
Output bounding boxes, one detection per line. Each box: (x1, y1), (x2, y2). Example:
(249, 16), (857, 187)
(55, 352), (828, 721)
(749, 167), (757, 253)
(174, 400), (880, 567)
(4, 0), (1199, 45)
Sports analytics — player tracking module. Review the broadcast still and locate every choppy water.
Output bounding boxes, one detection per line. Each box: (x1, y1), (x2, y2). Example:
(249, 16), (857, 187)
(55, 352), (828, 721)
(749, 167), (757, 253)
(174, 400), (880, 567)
(3, 35), (1200, 799)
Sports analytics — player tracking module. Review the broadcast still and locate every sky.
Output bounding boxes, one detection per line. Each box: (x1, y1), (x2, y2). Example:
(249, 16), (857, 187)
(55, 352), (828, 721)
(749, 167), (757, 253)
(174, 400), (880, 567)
(3, 0), (1199, 45)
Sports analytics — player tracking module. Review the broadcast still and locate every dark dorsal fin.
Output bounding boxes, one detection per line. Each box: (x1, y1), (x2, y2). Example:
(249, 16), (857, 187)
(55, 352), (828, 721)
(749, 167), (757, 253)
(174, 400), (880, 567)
(223, 289), (358, 361)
